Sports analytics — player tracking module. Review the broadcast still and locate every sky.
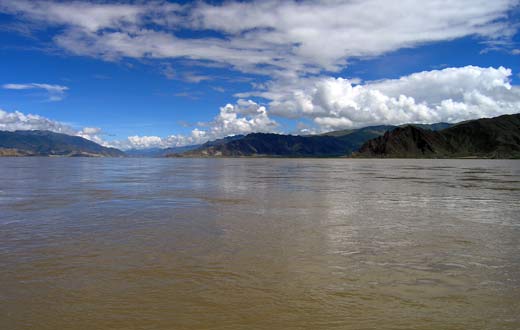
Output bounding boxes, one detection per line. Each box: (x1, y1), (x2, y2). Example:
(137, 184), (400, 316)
(0, 0), (519, 150)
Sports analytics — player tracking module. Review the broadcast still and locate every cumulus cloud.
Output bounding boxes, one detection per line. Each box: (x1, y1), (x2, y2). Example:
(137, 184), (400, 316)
(110, 100), (279, 149)
(76, 127), (106, 145)
(243, 66), (520, 130)
(0, 108), (75, 133)
(2, 83), (69, 101)
(205, 99), (278, 137)
(111, 134), (204, 150)
(0, 0), (517, 75)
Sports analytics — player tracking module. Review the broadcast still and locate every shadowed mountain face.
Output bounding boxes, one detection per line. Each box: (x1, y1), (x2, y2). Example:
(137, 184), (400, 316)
(0, 130), (125, 157)
(356, 126), (451, 158)
(170, 124), (456, 158)
(172, 126), (397, 157)
(125, 145), (200, 157)
(356, 114), (520, 158)
(177, 133), (351, 157)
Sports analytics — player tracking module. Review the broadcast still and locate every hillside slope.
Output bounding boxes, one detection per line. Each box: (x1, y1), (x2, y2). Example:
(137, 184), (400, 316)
(176, 133), (352, 157)
(171, 125), (396, 157)
(356, 114), (520, 158)
(0, 130), (125, 157)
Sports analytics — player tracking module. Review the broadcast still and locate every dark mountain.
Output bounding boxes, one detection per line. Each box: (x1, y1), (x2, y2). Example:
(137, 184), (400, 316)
(322, 122), (450, 138)
(406, 122), (453, 131)
(0, 130), (125, 157)
(323, 125), (397, 148)
(125, 144), (200, 157)
(202, 135), (245, 147)
(355, 125), (452, 158)
(174, 133), (351, 157)
(171, 125), (396, 157)
(356, 114), (520, 158)
(320, 125), (396, 137)
(124, 148), (164, 157)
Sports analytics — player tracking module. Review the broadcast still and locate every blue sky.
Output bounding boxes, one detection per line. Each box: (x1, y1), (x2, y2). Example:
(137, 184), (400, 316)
(0, 0), (519, 149)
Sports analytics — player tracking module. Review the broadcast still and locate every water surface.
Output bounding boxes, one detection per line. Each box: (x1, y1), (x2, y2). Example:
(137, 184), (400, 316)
(1, 158), (519, 329)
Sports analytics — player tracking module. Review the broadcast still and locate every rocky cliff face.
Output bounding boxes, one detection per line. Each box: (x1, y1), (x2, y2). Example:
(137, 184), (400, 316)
(357, 126), (451, 157)
(356, 114), (520, 158)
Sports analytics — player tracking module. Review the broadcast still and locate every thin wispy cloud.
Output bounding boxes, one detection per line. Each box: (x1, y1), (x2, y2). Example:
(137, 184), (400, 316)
(2, 83), (69, 101)
(182, 72), (213, 84)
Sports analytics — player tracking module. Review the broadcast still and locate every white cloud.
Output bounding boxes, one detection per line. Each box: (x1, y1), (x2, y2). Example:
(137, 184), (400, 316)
(244, 66), (520, 130)
(0, 108), (75, 133)
(79, 127), (101, 135)
(0, 1), (146, 32)
(2, 83), (69, 101)
(111, 100), (279, 149)
(160, 63), (175, 80)
(190, 0), (517, 72)
(0, 0), (517, 75)
(123, 135), (165, 149)
(112, 134), (203, 150)
(76, 126), (106, 145)
(205, 100), (278, 137)
(182, 72), (212, 83)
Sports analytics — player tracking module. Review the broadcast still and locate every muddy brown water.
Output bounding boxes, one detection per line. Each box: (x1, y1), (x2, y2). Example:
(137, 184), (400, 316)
(1, 158), (519, 329)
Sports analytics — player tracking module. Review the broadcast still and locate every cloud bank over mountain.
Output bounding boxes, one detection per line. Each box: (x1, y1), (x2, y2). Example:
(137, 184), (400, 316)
(0, 100), (279, 149)
(2, 65), (519, 149)
(0, 109), (74, 133)
(244, 66), (520, 130)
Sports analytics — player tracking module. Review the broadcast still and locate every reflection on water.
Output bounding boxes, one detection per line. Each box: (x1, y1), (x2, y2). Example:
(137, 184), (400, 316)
(1, 158), (519, 329)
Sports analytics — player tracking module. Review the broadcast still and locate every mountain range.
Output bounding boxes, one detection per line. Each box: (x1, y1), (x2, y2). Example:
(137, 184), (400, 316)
(169, 123), (454, 158)
(1, 114), (518, 158)
(172, 125), (398, 157)
(125, 145), (200, 157)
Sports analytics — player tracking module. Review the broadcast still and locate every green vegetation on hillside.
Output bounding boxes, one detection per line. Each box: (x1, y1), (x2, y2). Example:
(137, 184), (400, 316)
(0, 130), (125, 157)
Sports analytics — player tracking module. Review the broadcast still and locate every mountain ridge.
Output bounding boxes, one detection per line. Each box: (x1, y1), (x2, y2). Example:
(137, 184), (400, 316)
(170, 125), (399, 157)
(355, 114), (520, 158)
(2, 115), (518, 158)
(0, 130), (125, 157)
